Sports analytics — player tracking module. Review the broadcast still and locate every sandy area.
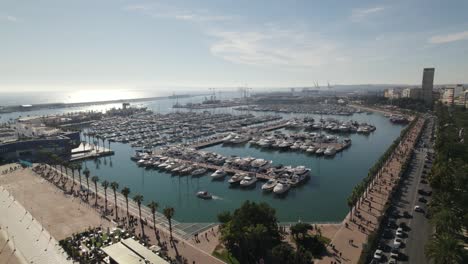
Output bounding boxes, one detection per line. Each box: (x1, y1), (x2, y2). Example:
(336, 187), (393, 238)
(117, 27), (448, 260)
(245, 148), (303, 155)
(0, 165), (114, 241)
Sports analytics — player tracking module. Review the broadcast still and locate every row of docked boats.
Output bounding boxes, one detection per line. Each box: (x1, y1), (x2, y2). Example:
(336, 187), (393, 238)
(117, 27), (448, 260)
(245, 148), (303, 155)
(249, 131), (351, 156)
(86, 111), (283, 149)
(233, 102), (359, 115)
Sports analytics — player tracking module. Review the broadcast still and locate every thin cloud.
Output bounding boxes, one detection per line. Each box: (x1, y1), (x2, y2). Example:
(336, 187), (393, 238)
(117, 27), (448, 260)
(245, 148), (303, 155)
(123, 4), (231, 22)
(351, 6), (385, 21)
(0, 15), (18, 22)
(209, 29), (339, 68)
(429, 30), (468, 44)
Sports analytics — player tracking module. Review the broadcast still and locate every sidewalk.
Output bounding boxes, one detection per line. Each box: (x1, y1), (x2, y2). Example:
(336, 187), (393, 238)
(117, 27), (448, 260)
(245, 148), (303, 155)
(318, 118), (424, 264)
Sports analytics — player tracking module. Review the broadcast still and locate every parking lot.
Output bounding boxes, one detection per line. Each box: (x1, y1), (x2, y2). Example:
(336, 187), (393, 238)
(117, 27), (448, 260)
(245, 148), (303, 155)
(372, 116), (434, 264)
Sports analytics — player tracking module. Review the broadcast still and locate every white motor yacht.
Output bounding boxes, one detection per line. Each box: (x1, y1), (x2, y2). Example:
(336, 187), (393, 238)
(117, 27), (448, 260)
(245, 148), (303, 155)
(191, 168), (207, 176)
(229, 173), (246, 185)
(210, 169), (227, 179)
(315, 147), (325, 155)
(261, 179), (277, 191)
(324, 146), (337, 156)
(273, 181), (291, 194)
(240, 176), (257, 187)
(306, 146), (317, 153)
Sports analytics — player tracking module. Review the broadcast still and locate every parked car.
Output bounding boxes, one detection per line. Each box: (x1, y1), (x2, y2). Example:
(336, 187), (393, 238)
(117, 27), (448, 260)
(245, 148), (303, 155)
(394, 237), (403, 248)
(374, 249), (383, 260)
(396, 227), (404, 237)
(414, 205), (424, 213)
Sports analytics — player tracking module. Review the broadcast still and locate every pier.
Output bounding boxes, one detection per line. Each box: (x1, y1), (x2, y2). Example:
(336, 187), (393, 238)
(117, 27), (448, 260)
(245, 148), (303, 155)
(70, 142), (114, 161)
(190, 121), (289, 149)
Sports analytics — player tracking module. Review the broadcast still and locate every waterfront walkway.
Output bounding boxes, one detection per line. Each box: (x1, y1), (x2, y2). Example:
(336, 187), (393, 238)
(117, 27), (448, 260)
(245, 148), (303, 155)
(39, 165), (224, 264)
(0, 185), (72, 264)
(317, 117), (425, 264)
(51, 165), (217, 241)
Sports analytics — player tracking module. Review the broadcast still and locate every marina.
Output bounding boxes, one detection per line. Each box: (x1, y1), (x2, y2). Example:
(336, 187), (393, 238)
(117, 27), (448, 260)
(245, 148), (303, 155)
(0, 95), (406, 223)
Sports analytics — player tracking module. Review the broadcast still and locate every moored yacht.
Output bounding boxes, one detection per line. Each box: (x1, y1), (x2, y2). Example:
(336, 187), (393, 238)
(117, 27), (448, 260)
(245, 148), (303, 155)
(191, 168), (207, 176)
(240, 176), (257, 187)
(210, 169), (227, 179)
(324, 146), (336, 156)
(273, 181), (291, 194)
(261, 179), (277, 191)
(228, 173), (246, 185)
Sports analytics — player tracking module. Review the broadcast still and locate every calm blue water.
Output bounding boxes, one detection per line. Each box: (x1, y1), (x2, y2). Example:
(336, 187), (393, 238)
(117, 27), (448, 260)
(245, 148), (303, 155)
(80, 112), (404, 223)
(0, 93), (405, 222)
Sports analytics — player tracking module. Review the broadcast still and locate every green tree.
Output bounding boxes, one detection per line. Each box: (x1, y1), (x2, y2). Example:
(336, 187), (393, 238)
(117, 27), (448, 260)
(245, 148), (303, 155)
(76, 163), (82, 188)
(290, 223), (312, 240)
(218, 201), (281, 263)
(163, 207), (175, 242)
(426, 233), (464, 264)
(91, 176), (99, 206)
(101, 180), (109, 214)
(121, 187), (131, 225)
(110, 181), (119, 220)
(83, 168), (90, 199)
(133, 194), (145, 238)
(147, 201), (159, 234)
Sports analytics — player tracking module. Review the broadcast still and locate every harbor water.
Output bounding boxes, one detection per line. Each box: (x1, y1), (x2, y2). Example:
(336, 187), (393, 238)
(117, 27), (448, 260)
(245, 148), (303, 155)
(0, 94), (405, 223)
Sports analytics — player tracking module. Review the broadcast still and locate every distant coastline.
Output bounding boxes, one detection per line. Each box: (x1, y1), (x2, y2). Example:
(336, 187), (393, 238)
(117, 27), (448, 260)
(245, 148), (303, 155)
(0, 94), (195, 114)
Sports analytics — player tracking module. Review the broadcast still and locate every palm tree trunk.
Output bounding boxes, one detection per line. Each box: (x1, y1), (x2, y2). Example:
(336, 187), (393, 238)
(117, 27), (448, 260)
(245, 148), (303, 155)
(114, 191), (118, 219)
(104, 189), (107, 213)
(125, 199), (129, 225)
(169, 219), (173, 241)
(138, 206), (145, 238)
(94, 184), (98, 206)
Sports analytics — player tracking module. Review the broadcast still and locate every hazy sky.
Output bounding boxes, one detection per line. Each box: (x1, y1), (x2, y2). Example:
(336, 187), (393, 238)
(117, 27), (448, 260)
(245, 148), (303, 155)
(1, 0), (468, 91)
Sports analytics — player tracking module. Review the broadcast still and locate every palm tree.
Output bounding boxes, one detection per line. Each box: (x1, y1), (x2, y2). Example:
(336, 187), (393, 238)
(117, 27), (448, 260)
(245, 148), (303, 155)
(425, 233), (464, 264)
(76, 164), (83, 188)
(347, 194), (355, 221)
(430, 209), (462, 235)
(70, 164), (76, 188)
(133, 194), (144, 237)
(163, 207), (175, 241)
(147, 201), (159, 233)
(91, 176), (99, 206)
(110, 182), (119, 219)
(84, 168), (90, 199)
(101, 180), (109, 214)
(121, 187), (131, 225)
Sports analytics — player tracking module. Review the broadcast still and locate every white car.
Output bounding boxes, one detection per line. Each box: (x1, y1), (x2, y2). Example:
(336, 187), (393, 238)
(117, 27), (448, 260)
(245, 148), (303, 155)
(394, 237), (403, 248)
(374, 249), (383, 260)
(396, 227), (404, 237)
(414, 205), (423, 212)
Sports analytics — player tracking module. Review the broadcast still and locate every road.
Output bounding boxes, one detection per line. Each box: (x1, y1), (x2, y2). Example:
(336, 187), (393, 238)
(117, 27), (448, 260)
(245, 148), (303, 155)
(375, 116), (434, 264)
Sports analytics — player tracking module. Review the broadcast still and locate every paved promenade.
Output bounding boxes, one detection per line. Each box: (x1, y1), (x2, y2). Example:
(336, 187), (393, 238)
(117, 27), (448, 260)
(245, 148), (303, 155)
(318, 117), (424, 264)
(0, 183), (72, 264)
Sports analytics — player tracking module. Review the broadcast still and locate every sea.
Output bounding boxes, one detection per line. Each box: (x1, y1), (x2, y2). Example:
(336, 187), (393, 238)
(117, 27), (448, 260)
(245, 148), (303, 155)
(0, 89), (405, 223)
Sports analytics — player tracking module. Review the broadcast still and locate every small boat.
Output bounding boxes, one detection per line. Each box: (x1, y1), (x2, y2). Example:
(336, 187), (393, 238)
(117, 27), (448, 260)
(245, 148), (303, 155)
(196, 191), (212, 200)
(315, 147), (325, 155)
(180, 166), (194, 175)
(240, 176), (257, 187)
(211, 169), (227, 179)
(228, 173), (246, 185)
(324, 147), (336, 156)
(273, 181), (291, 194)
(192, 168), (207, 176)
(306, 146), (316, 153)
(261, 179), (277, 191)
